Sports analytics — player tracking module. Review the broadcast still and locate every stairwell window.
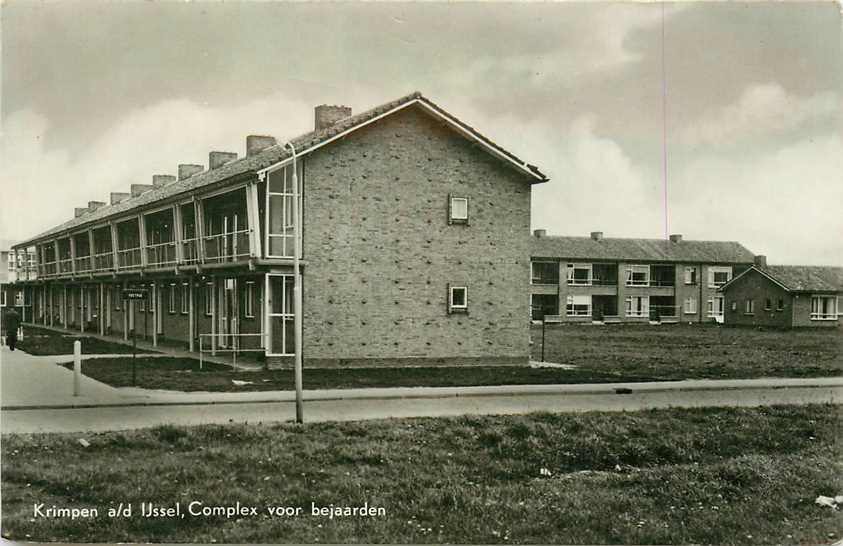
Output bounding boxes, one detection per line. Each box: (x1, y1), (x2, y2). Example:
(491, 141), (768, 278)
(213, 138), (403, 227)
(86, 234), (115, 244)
(684, 296), (697, 314)
(448, 196), (469, 224)
(448, 285), (468, 313)
(684, 267), (697, 285)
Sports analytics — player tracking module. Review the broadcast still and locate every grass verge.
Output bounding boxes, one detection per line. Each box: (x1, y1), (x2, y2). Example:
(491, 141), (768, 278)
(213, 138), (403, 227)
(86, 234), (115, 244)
(18, 325), (156, 356)
(1, 405), (841, 543)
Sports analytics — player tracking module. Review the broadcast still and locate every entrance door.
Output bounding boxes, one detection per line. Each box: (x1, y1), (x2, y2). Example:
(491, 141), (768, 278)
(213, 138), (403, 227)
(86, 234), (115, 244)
(217, 278), (237, 348)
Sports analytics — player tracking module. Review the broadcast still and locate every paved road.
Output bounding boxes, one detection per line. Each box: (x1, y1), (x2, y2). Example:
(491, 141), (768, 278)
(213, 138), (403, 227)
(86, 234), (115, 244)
(4, 385), (841, 434)
(2, 344), (841, 433)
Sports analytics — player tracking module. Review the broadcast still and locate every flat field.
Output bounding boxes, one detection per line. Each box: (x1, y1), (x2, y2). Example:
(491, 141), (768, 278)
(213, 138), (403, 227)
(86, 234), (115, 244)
(1, 405), (840, 544)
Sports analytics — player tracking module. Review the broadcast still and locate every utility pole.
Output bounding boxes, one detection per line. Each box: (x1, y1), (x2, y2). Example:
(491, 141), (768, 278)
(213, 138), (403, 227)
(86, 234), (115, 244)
(290, 143), (304, 424)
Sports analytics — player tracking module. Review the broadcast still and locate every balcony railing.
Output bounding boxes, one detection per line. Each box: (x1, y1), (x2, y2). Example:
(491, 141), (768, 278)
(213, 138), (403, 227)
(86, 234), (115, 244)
(146, 241), (177, 268)
(118, 247), (143, 269)
(59, 258), (73, 274)
(93, 251), (114, 272)
(41, 262), (57, 276)
(181, 238), (199, 264)
(74, 256), (93, 273)
(204, 230), (250, 264)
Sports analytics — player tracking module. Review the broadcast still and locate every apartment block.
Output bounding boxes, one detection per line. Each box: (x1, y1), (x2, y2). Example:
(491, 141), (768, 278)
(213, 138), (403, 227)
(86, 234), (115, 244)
(530, 231), (755, 324)
(9, 92), (548, 367)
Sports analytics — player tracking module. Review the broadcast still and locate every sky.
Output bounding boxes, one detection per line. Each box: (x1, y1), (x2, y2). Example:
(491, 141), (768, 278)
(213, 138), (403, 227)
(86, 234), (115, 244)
(1, 1), (840, 265)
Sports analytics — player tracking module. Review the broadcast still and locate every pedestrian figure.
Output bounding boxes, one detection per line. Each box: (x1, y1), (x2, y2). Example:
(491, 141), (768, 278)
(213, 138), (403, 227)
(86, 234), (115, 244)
(5, 308), (21, 351)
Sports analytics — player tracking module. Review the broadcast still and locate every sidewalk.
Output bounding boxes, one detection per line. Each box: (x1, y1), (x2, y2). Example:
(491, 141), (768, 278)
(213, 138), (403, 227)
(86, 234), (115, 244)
(2, 344), (842, 410)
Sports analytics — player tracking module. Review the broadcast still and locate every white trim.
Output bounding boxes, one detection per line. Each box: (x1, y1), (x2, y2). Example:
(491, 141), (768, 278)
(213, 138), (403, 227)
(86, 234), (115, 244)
(449, 285), (468, 312)
(256, 98), (546, 182)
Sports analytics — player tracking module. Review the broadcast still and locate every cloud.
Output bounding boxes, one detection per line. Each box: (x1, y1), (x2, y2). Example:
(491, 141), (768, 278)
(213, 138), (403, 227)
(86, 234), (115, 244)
(682, 83), (839, 148)
(530, 116), (663, 238)
(0, 93), (314, 243)
(670, 133), (843, 265)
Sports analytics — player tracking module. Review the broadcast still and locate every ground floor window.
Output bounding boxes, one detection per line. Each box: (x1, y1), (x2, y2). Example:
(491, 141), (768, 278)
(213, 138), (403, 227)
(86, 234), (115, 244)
(625, 296), (648, 317)
(204, 283), (213, 316)
(168, 284), (177, 314)
(707, 296), (725, 317)
(764, 298), (772, 311)
(245, 281), (255, 318)
(777, 298), (784, 311)
(566, 295), (591, 316)
(744, 299), (755, 315)
(684, 296), (697, 314)
(810, 295), (838, 320)
(531, 294), (559, 320)
(181, 283), (189, 314)
(0, 288), (6, 307)
(267, 274), (294, 356)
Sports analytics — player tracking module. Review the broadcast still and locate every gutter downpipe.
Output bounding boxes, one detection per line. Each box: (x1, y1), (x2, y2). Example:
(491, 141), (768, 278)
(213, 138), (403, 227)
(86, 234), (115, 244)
(288, 141), (304, 424)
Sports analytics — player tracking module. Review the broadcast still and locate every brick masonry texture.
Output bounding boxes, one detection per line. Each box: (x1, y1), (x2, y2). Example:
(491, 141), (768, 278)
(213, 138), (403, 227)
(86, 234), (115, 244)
(723, 268), (793, 328)
(300, 105), (533, 366)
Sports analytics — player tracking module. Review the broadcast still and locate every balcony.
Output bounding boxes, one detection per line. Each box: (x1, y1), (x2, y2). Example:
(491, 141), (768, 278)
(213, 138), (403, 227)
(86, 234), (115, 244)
(93, 251), (114, 272)
(204, 230), (250, 264)
(181, 238), (199, 264)
(74, 256), (93, 274)
(118, 247), (143, 270)
(59, 258), (73, 274)
(146, 241), (177, 269)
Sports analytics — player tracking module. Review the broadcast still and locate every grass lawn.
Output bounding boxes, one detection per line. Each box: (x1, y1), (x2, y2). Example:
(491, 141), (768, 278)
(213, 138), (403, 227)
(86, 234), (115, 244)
(531, 323), (843, 380)
(18, 325), (156, 356)
(2, 405), (841, 543)
(63, 324), (842, 393)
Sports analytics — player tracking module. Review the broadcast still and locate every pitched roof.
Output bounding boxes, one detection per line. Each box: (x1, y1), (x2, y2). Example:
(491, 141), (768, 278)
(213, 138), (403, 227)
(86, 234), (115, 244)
(15, 92), (548, 249)
(531, 234), (755, 264)
(724, 265), (843, 292)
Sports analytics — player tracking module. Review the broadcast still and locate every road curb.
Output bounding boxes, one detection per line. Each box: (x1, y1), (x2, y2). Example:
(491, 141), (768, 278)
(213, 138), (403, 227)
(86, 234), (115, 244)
(3, 380), (842, 411)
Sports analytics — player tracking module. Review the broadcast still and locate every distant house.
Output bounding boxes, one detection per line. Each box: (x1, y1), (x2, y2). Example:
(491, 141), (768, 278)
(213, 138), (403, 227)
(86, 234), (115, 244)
(529, 230), (755, 324)
(0, 241), (36, 327)
(719, 256), (843, 328)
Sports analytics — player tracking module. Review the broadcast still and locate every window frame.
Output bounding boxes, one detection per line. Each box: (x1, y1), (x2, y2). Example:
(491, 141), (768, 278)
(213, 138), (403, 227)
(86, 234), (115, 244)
(683, 296), (697, 314)
(531, 261), (560, 285)
(566, 294), (592, 317)
(708, 266), (733, 288)
(180, 283), (189, 315)
(776, 298), (784, 312)
(567, 263), (593, 286)
(684, 266), (697, 285)
(448, 195), (469, 225)
(744, 299), (755, 315)
(764, 298), (772, 311)
(625, 295), (649, 317)
(448, 285), (468, 313)
(245, 281), (255, 318)
(707, 296), (725, 317)
(204, 283), (213, 316)
(168, 283), (176, 314)
(810, 295), (838, 321)
(624, 264), (650, 287)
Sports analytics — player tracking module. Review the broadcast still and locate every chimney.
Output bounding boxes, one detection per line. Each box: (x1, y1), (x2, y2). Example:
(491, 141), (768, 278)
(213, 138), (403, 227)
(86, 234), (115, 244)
(754, 255), (767, 268)
(130, 184), (154, 197)
(534, 229), (547, 238)
(178, 164), (203, 180)
(209, 151), (238, 170)
(88, 201), (106, 211)
(152, 174), (176, 187)
(74, 207), (88, 218)
(246, 135), (277, 157)
(110, 192), (131, 205)
(315, 105), (352, 131)
(590, 231), (603, 241)
(669, 234), (683, 243)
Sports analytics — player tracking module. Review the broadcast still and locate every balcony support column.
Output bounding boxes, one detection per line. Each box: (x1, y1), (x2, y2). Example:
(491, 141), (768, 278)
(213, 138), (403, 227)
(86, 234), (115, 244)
(110, 222), (120, 272)
(173, 204), (184, 266)
(194, 197), (206, 265)
(70, 237), (77, 276)
(99, 283), (105, 335)
(80, 285), (85, 333)
(188, 277), (195, 352)
(53, 240), (60, 277)
(138, 214), (148, 268)
(152, 281), (158, 347)
(62, 284), (67, 329)
(88, 229), (96, 273)
(246, 181), (262, 259)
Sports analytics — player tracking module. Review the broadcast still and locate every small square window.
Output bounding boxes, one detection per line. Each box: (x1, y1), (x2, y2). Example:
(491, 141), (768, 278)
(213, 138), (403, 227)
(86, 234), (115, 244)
(449, 285), (468, 313)
(764, 298), (772, 311)
(776, 298), (784, 311)
(449, 196), (469, 224)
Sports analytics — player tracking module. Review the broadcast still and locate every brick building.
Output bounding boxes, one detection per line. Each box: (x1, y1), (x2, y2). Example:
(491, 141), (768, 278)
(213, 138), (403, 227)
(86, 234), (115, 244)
(529, 231), (755, 324)
(719, 257), (843, 328)
(1, 241), (37, 335)
(9, 92), (548, 367)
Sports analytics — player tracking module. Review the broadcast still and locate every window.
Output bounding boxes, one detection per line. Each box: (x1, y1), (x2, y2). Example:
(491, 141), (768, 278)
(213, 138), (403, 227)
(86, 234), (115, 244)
(168, 284), (176, 314)
(744, 299), (755, 315)
(567, 263), (593, 286)
(448, 285), (468, 313)
(707, 296), (725, 317)
(181, 283), (189, 314)
(114, 286), (121, 311)
(266, 162), (301, 258)
(625, 265), (650, 286)
(764, 298), (772, 311)
(708, 266), (733, 288)
(14, 292), (24, 307)
(204, 283), (213, 316)
(810, 295), (838, 321)
(566, 295), (591, 317)
(684, 296), (697, 314)
(139, 297), (145, 312)
(531, 261), (559, 285)
(531, 294), (559, 320)
(625, 296), (649, 317)
(776, 298), (784, 311)
(148, 286), (155, 314)
(245, 281), (255, 318)
(0, 288), (6, 307)
(684, 267), (697, 285)
(448, 196), (469, 224)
